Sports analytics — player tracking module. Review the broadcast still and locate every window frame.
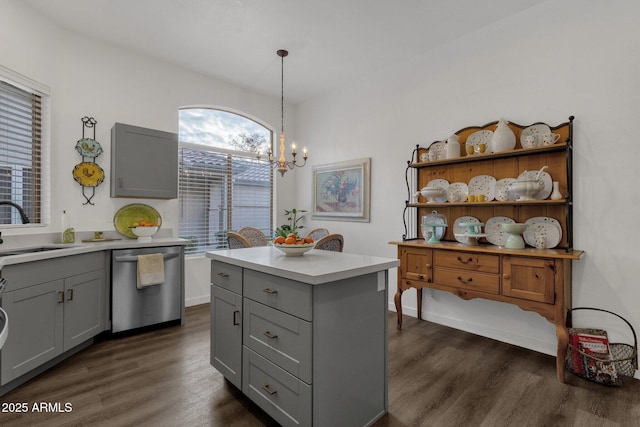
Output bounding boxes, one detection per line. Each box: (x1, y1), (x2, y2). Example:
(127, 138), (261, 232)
(0, 65), (50, 228)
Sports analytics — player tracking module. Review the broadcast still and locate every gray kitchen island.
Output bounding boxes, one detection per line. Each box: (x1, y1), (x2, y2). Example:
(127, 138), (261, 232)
(206, 246), (399, 427)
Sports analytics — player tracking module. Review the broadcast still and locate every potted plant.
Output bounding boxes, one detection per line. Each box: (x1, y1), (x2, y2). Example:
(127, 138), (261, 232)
(275, 208), (306, 238)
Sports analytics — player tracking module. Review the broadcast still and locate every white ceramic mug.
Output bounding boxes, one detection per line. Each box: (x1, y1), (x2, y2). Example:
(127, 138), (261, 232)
(542, 133), (560, 146)
(522, 135), (537, 148)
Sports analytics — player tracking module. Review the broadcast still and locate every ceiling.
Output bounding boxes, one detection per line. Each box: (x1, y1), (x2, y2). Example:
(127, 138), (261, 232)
(24, 0), (547, 104)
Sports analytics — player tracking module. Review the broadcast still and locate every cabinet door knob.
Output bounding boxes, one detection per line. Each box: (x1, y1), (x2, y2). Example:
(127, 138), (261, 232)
(425, 264), (432, 269)
(503, 274), (510, 280)
(263, 331), (278, 339)
(262, 288), (278, 294)
(262, 384), (277, 395)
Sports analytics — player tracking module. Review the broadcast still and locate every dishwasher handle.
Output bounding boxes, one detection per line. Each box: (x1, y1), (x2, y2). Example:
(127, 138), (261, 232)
(114, 252), (180, 263)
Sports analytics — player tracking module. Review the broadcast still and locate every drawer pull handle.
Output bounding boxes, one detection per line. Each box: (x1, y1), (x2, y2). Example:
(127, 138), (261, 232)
(67, 289), (74, 301)
(217, 272), (229, 278)
(456, 256), (473, 264)
(58, 291), (64, 304)
(262, 384), (277, 395)
(263, 331), (278, 339)
(233, 310), (240, 326)
(262, 288), (278, 294)
(456, 275), (473, 284)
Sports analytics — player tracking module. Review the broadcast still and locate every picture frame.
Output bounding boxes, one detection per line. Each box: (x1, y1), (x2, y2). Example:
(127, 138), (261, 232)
(312, 157), (370, 222)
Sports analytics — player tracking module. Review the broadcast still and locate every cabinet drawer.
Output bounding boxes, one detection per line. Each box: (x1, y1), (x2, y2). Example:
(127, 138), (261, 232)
(435, 250), (499, 273)
(244, 270), (312, 321)
(211, 261), (242, 294)
(433, 267), (500, 294)
(242, 347), (311, 427)
(244, 299), (312, 384)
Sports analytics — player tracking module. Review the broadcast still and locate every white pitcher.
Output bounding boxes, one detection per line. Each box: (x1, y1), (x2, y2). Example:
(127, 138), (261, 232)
(446, 135), (460, 159)
(489, 119), (516, 153)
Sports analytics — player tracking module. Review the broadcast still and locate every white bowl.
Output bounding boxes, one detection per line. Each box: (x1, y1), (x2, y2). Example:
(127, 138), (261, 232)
(130, 226), (159, 241)
(420, 187), (447, 203)
(508, 180), (544, 201)
(273, 243), (314, 256)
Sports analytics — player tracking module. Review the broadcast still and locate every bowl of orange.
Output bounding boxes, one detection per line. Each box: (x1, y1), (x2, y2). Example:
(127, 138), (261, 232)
(273, 234), (315, 256)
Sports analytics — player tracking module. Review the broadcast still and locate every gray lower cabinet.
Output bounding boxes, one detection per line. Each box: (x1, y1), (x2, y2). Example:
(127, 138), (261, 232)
(210, 260), (388, 427)
(0, 252), (106, 386)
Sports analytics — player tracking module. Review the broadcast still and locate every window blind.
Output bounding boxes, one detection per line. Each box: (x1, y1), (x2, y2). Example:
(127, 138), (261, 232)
(179, 147), (273, 255)
(0, 80), (42, 224)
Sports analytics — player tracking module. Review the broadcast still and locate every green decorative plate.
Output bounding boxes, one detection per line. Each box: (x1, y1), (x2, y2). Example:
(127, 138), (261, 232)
(113, 204), (162, 239)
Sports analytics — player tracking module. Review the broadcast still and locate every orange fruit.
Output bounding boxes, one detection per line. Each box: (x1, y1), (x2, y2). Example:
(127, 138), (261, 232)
(274, 236), (285, 244)
(287, 233), (297, 239)
(304, 236), (313, 244)
(284, 236), (296, 244)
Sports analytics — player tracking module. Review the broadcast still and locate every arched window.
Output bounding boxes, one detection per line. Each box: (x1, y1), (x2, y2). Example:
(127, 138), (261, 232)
(178, 108), (273, 254)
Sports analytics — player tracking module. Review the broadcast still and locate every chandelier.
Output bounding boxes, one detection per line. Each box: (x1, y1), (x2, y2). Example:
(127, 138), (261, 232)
(258, 49), (307, 177)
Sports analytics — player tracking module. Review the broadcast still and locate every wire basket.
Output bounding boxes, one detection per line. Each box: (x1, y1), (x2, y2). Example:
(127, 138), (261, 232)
(565, 307), (638, 386)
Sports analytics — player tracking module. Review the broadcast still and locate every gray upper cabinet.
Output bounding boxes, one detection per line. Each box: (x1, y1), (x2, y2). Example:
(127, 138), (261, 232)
(111, 123), (178, 199)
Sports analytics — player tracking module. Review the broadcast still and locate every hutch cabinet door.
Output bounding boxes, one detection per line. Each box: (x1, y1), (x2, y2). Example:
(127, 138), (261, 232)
(502, 256), (555, 303)
(400, 246), (432, 283)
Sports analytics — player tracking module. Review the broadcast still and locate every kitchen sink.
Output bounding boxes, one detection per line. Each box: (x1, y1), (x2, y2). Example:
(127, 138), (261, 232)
(0, 246), (70, 257)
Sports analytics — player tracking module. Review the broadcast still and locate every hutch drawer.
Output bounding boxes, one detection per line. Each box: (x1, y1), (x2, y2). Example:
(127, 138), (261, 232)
(434, 250), (499, 273)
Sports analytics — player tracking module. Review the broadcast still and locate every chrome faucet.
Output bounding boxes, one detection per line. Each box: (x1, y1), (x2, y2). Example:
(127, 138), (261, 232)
(0, 201), (30, 224)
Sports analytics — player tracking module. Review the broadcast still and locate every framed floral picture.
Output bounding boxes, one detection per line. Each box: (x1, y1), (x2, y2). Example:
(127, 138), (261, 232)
(312, 158), (370, 222)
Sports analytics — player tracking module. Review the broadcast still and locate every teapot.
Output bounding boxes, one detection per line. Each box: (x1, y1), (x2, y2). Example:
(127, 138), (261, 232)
(508, 166), (548, 200)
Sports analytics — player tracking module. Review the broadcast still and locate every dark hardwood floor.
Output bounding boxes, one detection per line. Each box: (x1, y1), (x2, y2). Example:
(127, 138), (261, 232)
(1, 304), (638, 427)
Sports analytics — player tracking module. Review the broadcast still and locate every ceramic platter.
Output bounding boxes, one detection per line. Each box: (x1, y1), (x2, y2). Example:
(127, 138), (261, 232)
(421, 210), (448, 240)
(485, 216), (516, 246)
(523, 222), (562, 249)
(494, 178), (516, 201)
(517, 170), (553, 199)
(75, 138), (103, 158)
(425, 179), (449, 203)
(466, 130), (493, 154)
(114, 204), (163, 239)
(428, 141), (446, 160)
(453, 216), (480, 244)
(72, 162), (105, 187)
(446, 182), (468, 203)
(468, 175), (496, 201)
(520, 124), (551, 148)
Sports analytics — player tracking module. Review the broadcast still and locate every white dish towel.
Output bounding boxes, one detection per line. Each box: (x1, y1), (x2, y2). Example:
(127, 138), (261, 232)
(137, 253), (165, 289)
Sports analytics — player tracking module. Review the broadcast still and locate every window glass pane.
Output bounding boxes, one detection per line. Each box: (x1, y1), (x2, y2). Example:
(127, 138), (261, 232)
(0, 80), (42, 225)
(178, 108), (273, 255)
(179, 109), (270, 153)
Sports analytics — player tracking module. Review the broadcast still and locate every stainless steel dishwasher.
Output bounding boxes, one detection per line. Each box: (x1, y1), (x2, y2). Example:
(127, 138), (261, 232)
(111, 246), (183, 333)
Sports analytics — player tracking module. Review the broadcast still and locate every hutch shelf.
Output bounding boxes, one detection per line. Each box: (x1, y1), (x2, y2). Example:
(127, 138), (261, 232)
(390, 116), (584, 383)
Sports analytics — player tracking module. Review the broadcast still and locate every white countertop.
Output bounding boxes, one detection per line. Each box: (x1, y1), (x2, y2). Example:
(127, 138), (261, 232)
(0, 236), (188, 269)
(206, 246), (399, 285)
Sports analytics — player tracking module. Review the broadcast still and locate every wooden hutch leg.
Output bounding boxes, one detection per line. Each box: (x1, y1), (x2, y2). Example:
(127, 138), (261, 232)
(417, 288), (423, 321)
(394, 288), (404, 330)
(555, 322), (569, 383)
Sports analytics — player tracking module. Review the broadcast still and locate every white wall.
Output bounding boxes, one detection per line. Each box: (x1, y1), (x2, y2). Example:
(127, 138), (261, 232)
(1, 0), (298, 306)
(296, 0), (640, 367)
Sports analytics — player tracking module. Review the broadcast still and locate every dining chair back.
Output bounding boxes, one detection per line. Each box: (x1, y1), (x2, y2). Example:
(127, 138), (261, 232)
(238, 227), (268, 247)
(313, 233), (344, 252)
(227, 231), (252, 249)
(305, 228), (330, 241)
